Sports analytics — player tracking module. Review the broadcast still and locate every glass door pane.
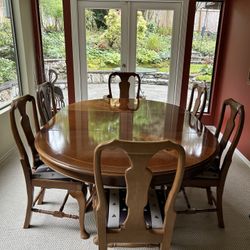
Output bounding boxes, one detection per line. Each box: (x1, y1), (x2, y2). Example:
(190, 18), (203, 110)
(130, 2), (185, 104)
(0, 0), (21, 109)
(135, 9), (174, 101)
(85, 8), (122, 99)
(39, 0), (68, 105)
(187, 1), (223, 112)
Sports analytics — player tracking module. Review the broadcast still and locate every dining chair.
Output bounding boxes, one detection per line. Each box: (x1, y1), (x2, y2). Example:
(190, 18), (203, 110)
(187, 83), (207, 120)
(107, 72), (142, 99)
(180, 98), (245, 228)
(93, 139), (185, 250)
(10, 94), (89, 239)
(48, 69), (65, 110)
(37, 81), (57, 126)
(181, 84), (208, 207)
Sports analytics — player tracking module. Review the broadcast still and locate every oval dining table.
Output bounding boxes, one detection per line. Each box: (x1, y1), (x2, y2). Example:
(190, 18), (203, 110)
(35, 98), (218, 186)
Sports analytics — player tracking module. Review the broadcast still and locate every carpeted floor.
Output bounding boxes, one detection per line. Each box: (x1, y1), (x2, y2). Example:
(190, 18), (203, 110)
(0, 149), (249, 250)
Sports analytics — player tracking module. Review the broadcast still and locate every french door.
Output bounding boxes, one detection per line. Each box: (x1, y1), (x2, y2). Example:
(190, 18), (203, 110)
(72, 0), (188, 104)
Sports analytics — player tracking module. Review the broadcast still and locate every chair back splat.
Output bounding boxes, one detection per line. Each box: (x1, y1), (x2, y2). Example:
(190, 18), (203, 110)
(48, 69), (65, 110)
(215, 98), (245, 180)
(93, 139), (185, 249)
(37, 81), (57, 126)
(187, 84), (207, 120)
(10, 94), (89, 239)
(107, 72), (141, 99)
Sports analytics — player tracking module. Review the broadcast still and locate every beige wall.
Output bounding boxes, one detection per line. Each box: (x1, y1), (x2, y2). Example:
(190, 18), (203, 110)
(0, 0), (36, 163)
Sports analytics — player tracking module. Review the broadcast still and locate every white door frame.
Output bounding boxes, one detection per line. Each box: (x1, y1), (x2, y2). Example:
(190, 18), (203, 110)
(71, 0), (189, 104)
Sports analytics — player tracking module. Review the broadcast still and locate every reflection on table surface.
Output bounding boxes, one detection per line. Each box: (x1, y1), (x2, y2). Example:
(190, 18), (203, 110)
(35, 98), (218, 185)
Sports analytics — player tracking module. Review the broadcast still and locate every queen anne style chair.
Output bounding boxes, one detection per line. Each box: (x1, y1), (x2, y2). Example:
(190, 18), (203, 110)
(10, 94), (89, 239)
(48, 69), (65, 110)
(187, 83), (207, 120)
(181, 84), (208, 207)
(37, 81), (57, 126)
(181, 98), (245, 228)
(107, 72), (142, 99)
(93, 139), (185, 250)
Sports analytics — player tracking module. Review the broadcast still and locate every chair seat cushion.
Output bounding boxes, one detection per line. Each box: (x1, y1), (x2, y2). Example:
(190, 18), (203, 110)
(106, 188), (165, 229)
(193, 156), (220, 180)
(32, 164), (70, 180)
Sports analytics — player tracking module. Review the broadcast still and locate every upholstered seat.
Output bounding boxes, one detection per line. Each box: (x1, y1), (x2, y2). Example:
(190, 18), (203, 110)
(32, 165), (71, 180)
(105, 188), (165, 229)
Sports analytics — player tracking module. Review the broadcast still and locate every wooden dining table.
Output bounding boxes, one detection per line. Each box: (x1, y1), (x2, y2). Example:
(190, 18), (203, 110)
(35, 98), (218, 186)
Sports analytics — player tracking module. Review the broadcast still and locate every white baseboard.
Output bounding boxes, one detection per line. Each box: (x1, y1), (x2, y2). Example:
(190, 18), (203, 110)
(235, 148), (250, 168)
(0, 147), (16, 167)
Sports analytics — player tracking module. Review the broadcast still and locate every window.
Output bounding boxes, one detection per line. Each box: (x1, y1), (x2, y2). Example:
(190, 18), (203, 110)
(38, 0), (68, 105)
(0, 0), (21, 110)
(187, 1), (223, 112)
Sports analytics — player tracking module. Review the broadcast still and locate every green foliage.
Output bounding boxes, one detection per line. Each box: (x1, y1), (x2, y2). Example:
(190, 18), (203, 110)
(192, 32), (216, 56)
(92, 9), (108, 29)
(200, 64), (213, 75)
(190, 64), (204, 74)
(145, 33), (167, 52)
(195, 74), (212, 82)
(157, 26), (172, 36)
(42, 32), (65, 58)
(85, 10), (97, 31)
(102, 10), (121, 49)
(40, 0), (63, 31)
(0, 57), (16, 83)
(0, 20), (15, 60)
(137, 11), (147, 40)
(192, 64), (213, 83)
(87, 48), (120, 69)
(137, 48), (161, 64)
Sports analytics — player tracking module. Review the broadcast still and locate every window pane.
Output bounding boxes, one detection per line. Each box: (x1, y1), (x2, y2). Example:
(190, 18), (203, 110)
(0, 0), (21, 109)
(39, 0), (68, 105)
(187, 1), (222, 112)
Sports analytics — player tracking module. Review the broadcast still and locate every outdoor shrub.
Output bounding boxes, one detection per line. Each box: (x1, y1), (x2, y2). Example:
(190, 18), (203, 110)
(92, 9), (108, 29)
(200, 64), (213, 75)
(103, 51), (120, 66)
(0, 21), (15, 60)
(157, 26), (172, 36)
(145, 33), (167, 52)
(192, 32), (216, 56)
(42, 31), (65, 58)
(40, 0), (64, 32)
(0, 58), (16, 83)
(85, 9), (97, 30)
(102, 10), (121, 49)
(195, 74), (212, 83)
(137, 11), (147, 40)
(87, 48), (120, 69)
(137, 48), (161, 65)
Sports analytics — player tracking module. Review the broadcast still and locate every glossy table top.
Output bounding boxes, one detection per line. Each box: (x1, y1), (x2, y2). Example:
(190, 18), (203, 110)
(35, 98), (218, 185)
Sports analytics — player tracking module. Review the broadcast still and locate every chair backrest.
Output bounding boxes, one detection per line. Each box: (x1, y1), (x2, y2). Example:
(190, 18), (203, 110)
(37, 81), (57, 126)
(215, 98), (244, 179)
(187, 84), (207, 119)
(94, 139), (185, 248)
(48, 69), (65, 109)
(48, 69), (58, 84)
(10, 95), (42, 182)
(107, 72), (141, 99)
